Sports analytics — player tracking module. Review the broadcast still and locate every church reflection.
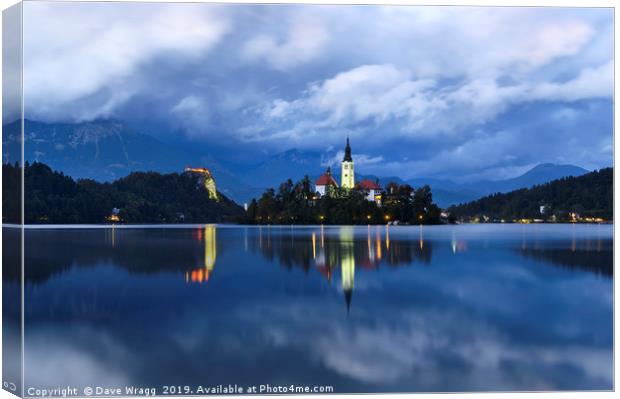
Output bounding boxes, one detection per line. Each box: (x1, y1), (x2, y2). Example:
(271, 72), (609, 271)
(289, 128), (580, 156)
(249, 225), (433, 311)
(340, 227), (355, 312)
(185, 225), (217, 284)
(315, 227), (339, 282)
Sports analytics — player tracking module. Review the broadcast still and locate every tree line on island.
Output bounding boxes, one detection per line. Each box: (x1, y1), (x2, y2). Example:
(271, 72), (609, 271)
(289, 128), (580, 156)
(243, 176), (443, 225)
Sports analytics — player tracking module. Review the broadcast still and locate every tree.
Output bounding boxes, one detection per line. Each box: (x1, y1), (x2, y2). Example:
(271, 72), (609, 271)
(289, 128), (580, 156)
(245, 177), (442, 225)
(11, 161), (244, 224)
(448, 168), (613, 222)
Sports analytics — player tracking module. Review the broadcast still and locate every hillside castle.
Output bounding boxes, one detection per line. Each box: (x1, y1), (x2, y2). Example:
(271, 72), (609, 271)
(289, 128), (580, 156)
(314, 138), (382, 205)
(185, 167), (219, 201)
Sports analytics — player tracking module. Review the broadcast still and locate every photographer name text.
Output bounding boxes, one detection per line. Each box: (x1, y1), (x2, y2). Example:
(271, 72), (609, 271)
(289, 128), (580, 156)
(26, 384), (334, 397)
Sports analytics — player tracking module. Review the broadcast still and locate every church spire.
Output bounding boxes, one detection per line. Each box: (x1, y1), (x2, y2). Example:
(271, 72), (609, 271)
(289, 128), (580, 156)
(343, 136), (353, 162)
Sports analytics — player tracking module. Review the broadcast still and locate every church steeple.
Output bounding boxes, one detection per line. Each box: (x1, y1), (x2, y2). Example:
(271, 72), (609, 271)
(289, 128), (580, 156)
(340, 136), (355, 189)
(343, 137), (353, 162)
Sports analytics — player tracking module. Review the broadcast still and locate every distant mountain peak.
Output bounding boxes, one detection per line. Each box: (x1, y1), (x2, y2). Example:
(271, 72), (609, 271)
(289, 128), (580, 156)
(532, 162), (556, 168)
(523, 163), (589, 176)
(529, 162), (586, 170)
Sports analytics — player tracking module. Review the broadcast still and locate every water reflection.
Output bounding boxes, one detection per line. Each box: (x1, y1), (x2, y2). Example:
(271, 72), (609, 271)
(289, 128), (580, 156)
(20, 224), (612, 288)
(518, 246), (612, 277)
(18, 224), (613, 392)
(247, 225), (433, 310)
(185, 226), (217, 284)
(250, 225), (431, 268)
(340, 227), (355, 311)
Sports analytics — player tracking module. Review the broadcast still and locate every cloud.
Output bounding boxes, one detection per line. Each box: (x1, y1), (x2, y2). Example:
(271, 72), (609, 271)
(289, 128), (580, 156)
(369, 130), (527, 180)
(170, 95), (211, 136)
(172, 96), (206, 115)
(250, 64), (438, 142)
(250, 58), (612, 146)
(321, 150), (384, 169)
(242, 15), (329, 70)
(2, 4), (22, 124)
(233, 6), (611, 156)
(16, 3), (613, 180)
(307, 65), (436, 126)
(530, 61), (613, 101)
(23, 2), (230, 121)
(369, 7), (598, 79)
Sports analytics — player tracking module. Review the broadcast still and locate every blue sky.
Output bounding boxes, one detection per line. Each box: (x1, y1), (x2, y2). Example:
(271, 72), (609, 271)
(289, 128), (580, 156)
(20, 2), (613, 181)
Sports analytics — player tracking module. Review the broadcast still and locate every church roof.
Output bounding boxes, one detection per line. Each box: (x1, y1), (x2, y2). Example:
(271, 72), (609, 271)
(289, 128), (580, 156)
(315, 168), (339, 187)
(357, 179), (382, 190)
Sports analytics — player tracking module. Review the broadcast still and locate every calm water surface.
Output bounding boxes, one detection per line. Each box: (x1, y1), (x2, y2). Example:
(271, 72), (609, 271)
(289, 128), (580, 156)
(13, 224), (614, 392)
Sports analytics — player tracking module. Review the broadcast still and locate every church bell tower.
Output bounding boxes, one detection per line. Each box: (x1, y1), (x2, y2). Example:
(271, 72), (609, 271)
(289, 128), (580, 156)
(341, 137), (355, 189)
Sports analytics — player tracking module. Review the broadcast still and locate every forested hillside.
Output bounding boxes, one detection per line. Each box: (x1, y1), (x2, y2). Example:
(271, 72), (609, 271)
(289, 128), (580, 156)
(448, 168), (612, 222)
(2, 162), (244, 224)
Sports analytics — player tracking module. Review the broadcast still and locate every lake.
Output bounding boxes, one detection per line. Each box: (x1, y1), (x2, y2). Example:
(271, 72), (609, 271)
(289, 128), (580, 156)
(4, 224), (614, 394)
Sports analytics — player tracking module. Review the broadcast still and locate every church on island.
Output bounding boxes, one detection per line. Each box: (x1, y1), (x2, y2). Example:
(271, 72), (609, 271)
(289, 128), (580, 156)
(314, 137), (383, 205)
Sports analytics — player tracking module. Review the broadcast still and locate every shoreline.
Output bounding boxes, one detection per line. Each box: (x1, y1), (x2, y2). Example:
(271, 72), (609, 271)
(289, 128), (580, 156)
(2, 222), (613, 229)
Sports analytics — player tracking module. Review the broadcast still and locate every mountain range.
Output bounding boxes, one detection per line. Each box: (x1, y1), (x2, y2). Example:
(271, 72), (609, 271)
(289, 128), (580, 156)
(407, 163), (590, 206)
(3, 119), (591, 207)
